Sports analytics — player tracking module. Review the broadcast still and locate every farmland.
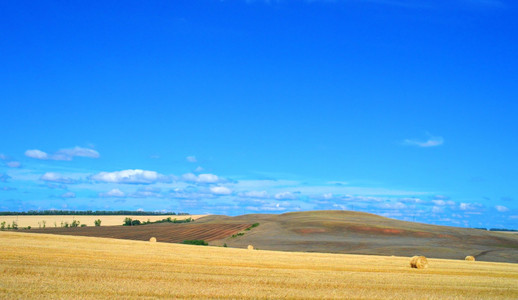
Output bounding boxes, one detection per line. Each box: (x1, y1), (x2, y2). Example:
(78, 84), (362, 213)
(1, 231), (518, 299)
(8, 210), (518, 263)
(26, 222), (252, 243)
(0, 214), (206, 228)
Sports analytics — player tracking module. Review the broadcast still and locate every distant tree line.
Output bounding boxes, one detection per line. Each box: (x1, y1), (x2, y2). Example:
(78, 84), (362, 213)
(0, 210), (190, 216)
(123, 217), (193, 226)
(474, 227), (517, 232)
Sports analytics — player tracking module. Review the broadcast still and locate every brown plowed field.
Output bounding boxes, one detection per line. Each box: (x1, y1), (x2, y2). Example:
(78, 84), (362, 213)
(25, 223), (251, 243)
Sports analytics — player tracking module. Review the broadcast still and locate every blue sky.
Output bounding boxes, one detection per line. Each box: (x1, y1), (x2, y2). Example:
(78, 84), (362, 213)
(1, 0), (517, 228)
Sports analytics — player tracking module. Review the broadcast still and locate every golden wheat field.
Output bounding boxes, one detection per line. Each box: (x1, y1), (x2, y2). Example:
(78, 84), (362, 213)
(1, 232), (517, 299)
(0, 214), (206, 228)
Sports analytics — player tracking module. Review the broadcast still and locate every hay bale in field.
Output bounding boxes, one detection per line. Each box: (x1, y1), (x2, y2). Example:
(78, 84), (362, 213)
(465, 256), (475, 261)
(247, 245), (254, 250)
(149, 237), (157, 243)
(410, 256), (428, 269)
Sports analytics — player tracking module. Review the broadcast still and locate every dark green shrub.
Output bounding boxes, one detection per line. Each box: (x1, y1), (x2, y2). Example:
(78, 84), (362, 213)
(231, 232), (245, 238)
(245, 223), (260, 231)
(183, 240), (208, 246)
(94, 219), (102, 226)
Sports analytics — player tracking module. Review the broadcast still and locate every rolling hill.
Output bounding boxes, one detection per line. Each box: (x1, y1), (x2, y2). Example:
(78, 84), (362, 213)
(196, 210), (518, 263)
(22, 210), (518, 263)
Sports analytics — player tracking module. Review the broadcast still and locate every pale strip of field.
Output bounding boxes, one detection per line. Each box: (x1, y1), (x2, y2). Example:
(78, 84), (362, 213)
(1, 231), (517, 299)
(0, 214), (206, 228)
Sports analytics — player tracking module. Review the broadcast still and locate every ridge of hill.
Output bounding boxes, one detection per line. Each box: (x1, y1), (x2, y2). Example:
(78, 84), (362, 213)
(195, 210), (518, 263)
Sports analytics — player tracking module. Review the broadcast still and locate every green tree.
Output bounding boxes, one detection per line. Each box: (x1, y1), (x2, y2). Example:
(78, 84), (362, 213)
(94, 219), (102, 226)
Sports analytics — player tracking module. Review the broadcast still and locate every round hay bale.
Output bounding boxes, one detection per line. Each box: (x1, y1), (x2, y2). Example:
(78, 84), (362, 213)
(465, 255), (475, 261)
(149, 237), (157, 243)
(410, 256), (428, 269)
(247, 245), (254, 250)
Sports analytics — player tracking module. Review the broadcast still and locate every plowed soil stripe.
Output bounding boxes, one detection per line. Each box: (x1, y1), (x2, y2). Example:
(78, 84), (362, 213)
(23, 223), (252, 243)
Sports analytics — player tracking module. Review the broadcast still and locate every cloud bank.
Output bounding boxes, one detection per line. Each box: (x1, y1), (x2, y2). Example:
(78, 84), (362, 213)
(40, 172), (77, 184)
(182, 173), (221, 183)
(25, 146), (100, 161)
(91, 169), (170, 184)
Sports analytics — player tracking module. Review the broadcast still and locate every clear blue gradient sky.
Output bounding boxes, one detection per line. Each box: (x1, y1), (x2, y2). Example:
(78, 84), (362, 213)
(1, 0), (517, 228)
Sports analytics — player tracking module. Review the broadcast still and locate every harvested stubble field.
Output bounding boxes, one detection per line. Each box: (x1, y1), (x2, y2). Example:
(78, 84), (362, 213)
(1, 231), (518, 299)
(0, 214), (205, 228)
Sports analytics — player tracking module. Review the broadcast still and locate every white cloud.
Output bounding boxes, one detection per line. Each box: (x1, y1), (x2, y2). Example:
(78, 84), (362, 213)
(130, 187), (162, 198)
(0, 155), (20, 168)
(433, 200), (446, 206)
(182, 173), (198, 182)
(432, 206), (444, 213)
(240, 190), (269, 198)
(194, 166), (204, 172)
(100, 188), (125, 197)
(399, 197), (423, 204)
(379, 202), (406, 210)
(40, 172), (76, 184)
(182, 173), (221, 183)
(333, 204), (348, 210)
(459, 202), (480, 210)
(91, 169), (169, 184)
(6, 161), (21, 168)
(496, 205), (509, 212)
(403, 135), (444, 147)
(60, 192), (76, 198)
(275, 191), (296, 200)
(342, 195), (384, 202)
(25, 147), (99, 161)
(199, 174), (219, 183)
(323, 193), (333, 199)
(210, 186), (232, 195)
(25, 149), (49, 159)
(245, 201), (290, 212)
(56, 147), (100, 159)
(186, 156), (197, 163)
